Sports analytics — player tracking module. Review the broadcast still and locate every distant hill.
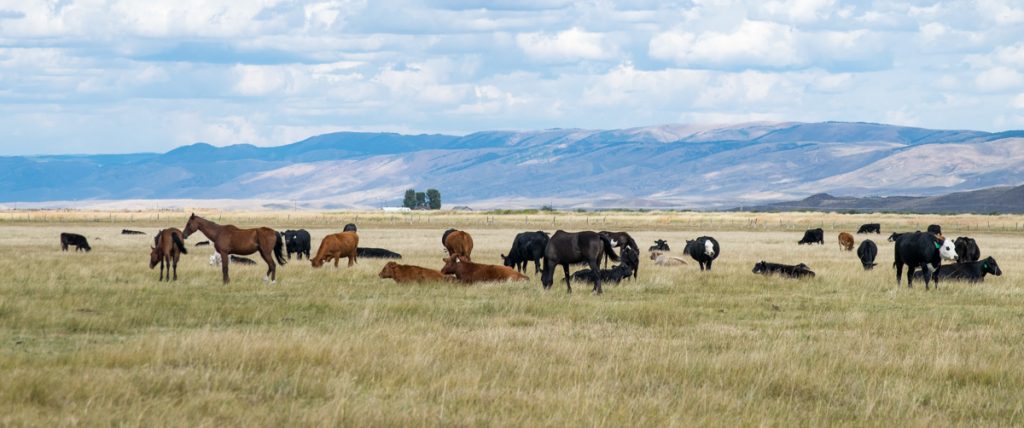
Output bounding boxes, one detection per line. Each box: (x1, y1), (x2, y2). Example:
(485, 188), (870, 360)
(738, 185), (1024, 214)
(1, 121), (1022, 210)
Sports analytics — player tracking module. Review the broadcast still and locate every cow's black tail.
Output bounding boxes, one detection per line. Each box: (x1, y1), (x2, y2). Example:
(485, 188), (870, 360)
(273, 233), (287, 265)
(172, 232), (188, 255)
(600, 236), (619, 262)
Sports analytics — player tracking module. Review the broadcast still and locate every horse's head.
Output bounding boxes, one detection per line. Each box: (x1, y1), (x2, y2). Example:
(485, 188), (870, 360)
(149, 246), (160, 268)
(182, 213), (199, 239)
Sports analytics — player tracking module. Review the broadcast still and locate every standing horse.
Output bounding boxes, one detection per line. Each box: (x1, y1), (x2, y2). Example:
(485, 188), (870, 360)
(150, 228), (188, 281)
(542, 230), (618, 294)
(182, 213), (286, 284)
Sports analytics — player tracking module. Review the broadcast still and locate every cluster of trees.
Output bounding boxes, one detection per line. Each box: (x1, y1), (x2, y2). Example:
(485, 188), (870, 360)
(403, 188), (441, 210)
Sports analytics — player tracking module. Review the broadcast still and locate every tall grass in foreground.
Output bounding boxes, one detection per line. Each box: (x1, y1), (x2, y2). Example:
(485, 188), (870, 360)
(0, 219), (1023, 426)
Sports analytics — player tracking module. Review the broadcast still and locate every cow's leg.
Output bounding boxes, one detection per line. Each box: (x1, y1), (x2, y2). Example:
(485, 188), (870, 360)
(895, 262), (903, 287)
(706, 259), (713, 271)
(220, 251), (231, 284)
(906, 265), (915, 289)
(562, 263), (572, 294)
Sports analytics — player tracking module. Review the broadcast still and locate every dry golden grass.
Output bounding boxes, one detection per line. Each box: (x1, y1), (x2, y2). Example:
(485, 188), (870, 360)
(1, 211), (1023, 426)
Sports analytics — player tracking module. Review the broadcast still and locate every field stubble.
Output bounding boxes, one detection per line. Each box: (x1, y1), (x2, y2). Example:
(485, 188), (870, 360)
(1, 211), (1023, 426)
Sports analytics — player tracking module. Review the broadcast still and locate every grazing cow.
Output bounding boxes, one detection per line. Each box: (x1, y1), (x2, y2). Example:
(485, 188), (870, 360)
(838, 232), (855, 251)
(442, 229), (474, 261)
(149, 228), (188, 281)
(357, 247), (402, 259)
(857, 240), (878, 270)
(541, 230), (618, 294)
(282, 229), (312, 260)
(648, 239), (671, 252)
(651, 253), (688, 266)
(683, 236), (720, 271)
(195, 240), (210, 247)
(343, 223), (358, 232)
(752, 261), (816, 278)
(798, 228), (824, 245)
(888, 232), (908, 242)
(122, 229), (145, 235)
(311, 231), (359, 268)
(911, 256), (1002, 283)
(60, 233), (91, 252)
(954, 237), (981, 263)
(501, 231), (549, 274)
(378, 261), (447, 283)
(599, 231), (640, 269)
(571, 264), (633, 285)
(618, 247), (640, 280)
(893, 231), (958, 290)
(856, 223), (881, 234)
(441, 255), (528, 283)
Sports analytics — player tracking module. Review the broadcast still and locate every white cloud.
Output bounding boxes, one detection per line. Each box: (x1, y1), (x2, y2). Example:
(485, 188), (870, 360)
(650, 20), (803, 69)
(976, 66), (1024, 92)
(516, 27), (619, 61)
(760, 0), (836, 23)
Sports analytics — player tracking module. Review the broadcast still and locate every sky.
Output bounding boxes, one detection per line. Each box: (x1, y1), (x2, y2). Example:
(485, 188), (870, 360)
(1, 0), (1023, 155)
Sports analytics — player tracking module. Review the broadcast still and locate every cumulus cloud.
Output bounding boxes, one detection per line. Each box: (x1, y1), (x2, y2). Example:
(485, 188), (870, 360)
(516, 27), (619, 62)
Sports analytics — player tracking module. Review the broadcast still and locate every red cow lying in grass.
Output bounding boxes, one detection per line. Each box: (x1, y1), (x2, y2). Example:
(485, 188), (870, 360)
(311, 231), (358, 268)
(441, 255), (528, 284)
(378, 261), (448, 284)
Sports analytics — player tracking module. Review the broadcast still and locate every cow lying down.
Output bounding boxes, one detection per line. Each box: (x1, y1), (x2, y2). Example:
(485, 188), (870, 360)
(571, 264), (633, 285)
(441, 255), (527, 284)
(752, 261), (816, 278)
(209, 253), (258, 266)
(649, 251), (688, 266)
(378, 261), (448, 283)
(911, 256), (1002, 283)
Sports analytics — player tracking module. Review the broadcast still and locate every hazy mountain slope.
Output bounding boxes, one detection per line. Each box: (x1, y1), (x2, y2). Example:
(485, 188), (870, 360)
(1, 122), (1022, 209)
(742, 184), (1024, 214)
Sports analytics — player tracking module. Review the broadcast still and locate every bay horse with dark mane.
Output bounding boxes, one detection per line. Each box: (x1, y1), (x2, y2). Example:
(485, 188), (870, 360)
(150, 228), (188, 281)
(182, 213), (286, 284)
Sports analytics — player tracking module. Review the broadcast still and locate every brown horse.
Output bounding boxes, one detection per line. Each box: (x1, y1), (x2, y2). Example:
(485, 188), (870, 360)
(182, 213), (286, 284)
(150, 228), (188, 281)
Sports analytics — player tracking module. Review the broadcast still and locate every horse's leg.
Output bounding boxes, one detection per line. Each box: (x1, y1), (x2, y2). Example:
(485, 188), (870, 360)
(589, 258), (602, 294)
(259, 247), (276, 283)
(562, 263), (572, 294)
(159, 256), (165, 281)
(172, 253), (178, 281)
(220, 251), (231, 284)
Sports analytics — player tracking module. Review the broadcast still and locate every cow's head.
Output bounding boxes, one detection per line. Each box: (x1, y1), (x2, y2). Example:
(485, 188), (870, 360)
(703, 240), (715, 257)
(500, 254), (515, 268)
(982, 257), (1002, 276)
(379, 261), (398, 278)
(752, 261), (767, 274)
(937, 238), (957, 260)
(440, 256), (461, 275)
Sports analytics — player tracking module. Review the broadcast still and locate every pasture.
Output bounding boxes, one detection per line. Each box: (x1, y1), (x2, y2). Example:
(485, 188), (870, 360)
(2, 210), (1024, 426)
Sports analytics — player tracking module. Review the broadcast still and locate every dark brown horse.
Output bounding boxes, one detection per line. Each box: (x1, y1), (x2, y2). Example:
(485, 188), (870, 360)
(182, 213), (286, 284)
(150, 228), (188, 281)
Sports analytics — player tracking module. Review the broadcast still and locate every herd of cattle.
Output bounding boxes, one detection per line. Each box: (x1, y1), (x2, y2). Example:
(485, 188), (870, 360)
(57, 215), (1003, 293)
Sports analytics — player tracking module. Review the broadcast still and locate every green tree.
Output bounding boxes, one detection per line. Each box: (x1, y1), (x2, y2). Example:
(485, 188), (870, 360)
(415, 192), (427, 209)
(426, 189), (441, 210)
(403, 189), (416, 209)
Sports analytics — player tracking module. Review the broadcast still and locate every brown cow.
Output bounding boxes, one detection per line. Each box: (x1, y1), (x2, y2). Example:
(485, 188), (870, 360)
(442, 229), (474, 261)
(441, 255), (528, 284)
(150, 227), (188, 281)
(311, 231), (359, 268)
(838, 232), (855, 251)
(378, 261), (448, 284)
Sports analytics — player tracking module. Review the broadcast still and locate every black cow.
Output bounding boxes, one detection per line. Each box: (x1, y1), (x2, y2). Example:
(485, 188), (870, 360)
(618, 247), (640, 280)
(357, 247), (402, 259)
(912, 256), (1001, 283)
(751, 261), (815, 278)
(798, 228), (824, 245)
(599, 231), (640, 273)
(343, 223), (358, 232)
(121, 229), (145, 235)
(683, 236), (720, 271)
(856, 223), (881, 234)
(648, 239), (670, 252)
(230, 255), (257, 265)
(571, 264), (633, 285)
(501, 231), (549, 274)
(857, 239), (878, 270)
(888, 232), (908, 242)
(195, 240), (211, 247)
(60, 233), (91, 252)
(927, 224), (942, 236)
(542, 230), (618, 294)
(893, 231), (958, 290)
(282, 229), (311, 260)
(954, 237), (980, 263)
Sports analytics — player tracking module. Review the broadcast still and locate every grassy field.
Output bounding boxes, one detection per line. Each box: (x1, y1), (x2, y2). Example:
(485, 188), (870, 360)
(1, 211), (1023, 426)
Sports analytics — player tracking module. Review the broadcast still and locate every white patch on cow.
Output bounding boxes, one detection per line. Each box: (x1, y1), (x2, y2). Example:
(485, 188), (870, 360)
(939, 238), (958, 260)
(610, 239), (618, 247)
(209, 253), (221, 266)
(704, 240), (715, 257)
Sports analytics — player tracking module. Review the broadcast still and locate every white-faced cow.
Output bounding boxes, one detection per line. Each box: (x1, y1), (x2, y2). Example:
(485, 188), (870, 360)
(683, 236), (720, 271)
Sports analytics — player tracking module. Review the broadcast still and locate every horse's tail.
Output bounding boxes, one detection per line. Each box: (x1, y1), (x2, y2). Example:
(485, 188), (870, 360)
(273, 233), (287, 265)
(172, 232), (187, 255)
(600, 236), (619, 262)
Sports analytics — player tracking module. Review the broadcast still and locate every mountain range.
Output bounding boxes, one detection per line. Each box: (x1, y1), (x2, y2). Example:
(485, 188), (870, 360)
(2, 121), (1023, 210)
(738, 185), (1024, 214)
